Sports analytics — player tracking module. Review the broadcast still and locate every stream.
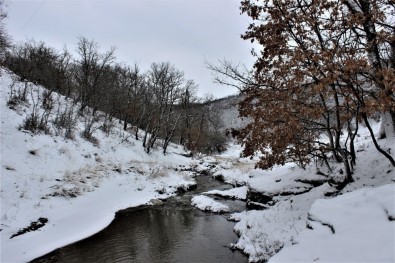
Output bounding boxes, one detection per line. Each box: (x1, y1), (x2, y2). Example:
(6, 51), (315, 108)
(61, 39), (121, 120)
(32, 175), (248, 263)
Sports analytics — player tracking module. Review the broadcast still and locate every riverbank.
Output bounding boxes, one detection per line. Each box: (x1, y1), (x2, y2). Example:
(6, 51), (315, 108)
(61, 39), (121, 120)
(0, 70), (198, 262)
(31, 174), (248, 263)
(207, 126), (395, 262)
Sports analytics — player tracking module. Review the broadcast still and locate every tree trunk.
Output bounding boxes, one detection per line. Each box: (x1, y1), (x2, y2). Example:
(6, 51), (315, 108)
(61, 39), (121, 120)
(379, 111), (395, 139)
(340, 149), (353, 183)
(135, 127), (139, 141)
(362, 113), (395, 166)
(123, 115), (128, 131)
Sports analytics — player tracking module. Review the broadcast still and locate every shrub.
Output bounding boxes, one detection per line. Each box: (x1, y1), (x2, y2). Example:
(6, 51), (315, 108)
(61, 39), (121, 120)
(21, 114), (39, 132)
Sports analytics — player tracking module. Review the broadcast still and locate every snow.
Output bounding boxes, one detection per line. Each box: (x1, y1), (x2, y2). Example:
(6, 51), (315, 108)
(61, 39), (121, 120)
(0, 69), (196, 262)
(270, 184), (395, 263)
(1, 67), (395, 263)
(246, 164), (328, 196)
(215, 116), (395, 262)
(191, 195), (230, 213)
(229, 183), (336, 262)
(204, 186), (248, 200)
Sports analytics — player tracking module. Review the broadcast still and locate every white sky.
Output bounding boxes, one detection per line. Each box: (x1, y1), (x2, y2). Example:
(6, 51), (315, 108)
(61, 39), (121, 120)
(5, 0), (256, 98)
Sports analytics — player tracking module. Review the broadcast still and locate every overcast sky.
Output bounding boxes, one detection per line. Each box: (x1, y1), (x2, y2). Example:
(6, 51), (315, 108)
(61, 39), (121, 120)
(5, 0), (256, 98)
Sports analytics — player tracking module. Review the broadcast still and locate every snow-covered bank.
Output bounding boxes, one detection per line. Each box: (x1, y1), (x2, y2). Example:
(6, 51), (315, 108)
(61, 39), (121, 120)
(270, 183), (395, 262)
(0, 69), (196, 262)
(212, 120), (395, 262)
(229, 183), (336, 262)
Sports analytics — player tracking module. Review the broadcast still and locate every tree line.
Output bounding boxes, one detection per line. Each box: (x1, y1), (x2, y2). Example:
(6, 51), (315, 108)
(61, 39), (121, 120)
(2, 36), (227, 154)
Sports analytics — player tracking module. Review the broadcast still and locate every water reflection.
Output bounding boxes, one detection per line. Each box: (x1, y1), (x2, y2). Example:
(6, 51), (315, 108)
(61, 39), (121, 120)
(33, 207), (246, 263)
(32, 176), (247, 263)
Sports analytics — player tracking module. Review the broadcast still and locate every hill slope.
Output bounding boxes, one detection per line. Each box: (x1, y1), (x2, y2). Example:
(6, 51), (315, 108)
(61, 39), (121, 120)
(0, 68), (197, 262)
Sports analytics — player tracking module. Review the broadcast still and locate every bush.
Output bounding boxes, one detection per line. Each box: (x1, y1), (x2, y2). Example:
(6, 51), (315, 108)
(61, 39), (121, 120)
(21, 113), (50, 134)
(41, 90), (53, 110)
(7, 80), (30, 108)
(21, 114), (39, 132)
(53, 105), (76, 139)
(81, 130), (99, 146)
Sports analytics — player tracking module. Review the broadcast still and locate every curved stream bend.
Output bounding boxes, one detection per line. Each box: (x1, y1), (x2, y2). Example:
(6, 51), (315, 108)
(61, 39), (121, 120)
(32, 175), (248, 263)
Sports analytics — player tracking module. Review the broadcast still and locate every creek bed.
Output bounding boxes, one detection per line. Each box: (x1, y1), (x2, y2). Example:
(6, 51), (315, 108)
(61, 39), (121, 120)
(32, 175), (248, 263)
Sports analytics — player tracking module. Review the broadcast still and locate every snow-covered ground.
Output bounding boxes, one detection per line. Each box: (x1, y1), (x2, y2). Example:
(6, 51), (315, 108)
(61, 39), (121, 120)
(212, 119), (395, 262)
(270, 183), (395, 262)
(0, 69), (197, 262)
(1, 67), (394, 263)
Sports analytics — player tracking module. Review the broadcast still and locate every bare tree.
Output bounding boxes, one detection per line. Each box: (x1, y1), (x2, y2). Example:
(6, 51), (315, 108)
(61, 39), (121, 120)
(162, 79), (198, 154)
(143, 62), (185, 153)
(178, 80), (199, 148)
(118, 64), (147, 139)
(74, 37), (116, 113)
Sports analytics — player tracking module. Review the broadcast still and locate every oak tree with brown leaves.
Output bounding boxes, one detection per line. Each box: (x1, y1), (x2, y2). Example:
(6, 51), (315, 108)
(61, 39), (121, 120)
(236, 0), (395, 181)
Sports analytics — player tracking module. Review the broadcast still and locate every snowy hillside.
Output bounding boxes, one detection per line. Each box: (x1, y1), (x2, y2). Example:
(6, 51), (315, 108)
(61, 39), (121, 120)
(1, 67), (394, 263)
(209, 95), (248, 133)
(0, 68), (197, 262)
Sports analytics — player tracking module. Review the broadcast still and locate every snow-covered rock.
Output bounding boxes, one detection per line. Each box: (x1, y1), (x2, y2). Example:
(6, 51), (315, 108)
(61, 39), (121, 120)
(246, 164), (328, 196)
(191, 195), (230, 213)
(229, 183), (335, 262)
(204, 186), (248, 200)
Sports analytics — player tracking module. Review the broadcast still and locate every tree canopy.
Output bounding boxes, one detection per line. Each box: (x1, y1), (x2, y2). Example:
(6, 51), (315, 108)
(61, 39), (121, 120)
(235, 0), (395, 177)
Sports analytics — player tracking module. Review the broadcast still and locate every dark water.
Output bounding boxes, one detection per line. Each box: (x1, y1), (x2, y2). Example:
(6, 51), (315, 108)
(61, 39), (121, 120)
(32, 176), (248, 263)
